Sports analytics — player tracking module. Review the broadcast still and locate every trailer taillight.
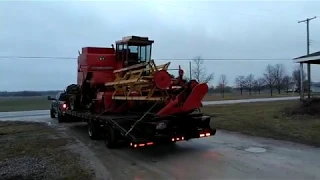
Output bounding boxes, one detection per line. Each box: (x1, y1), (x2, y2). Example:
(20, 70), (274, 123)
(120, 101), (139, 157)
(171, 136), (184, 142)
(130, 142), (154, 148)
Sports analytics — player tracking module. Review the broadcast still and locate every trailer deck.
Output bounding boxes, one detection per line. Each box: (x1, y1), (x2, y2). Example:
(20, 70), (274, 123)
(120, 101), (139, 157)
(63, 109), (216, 148)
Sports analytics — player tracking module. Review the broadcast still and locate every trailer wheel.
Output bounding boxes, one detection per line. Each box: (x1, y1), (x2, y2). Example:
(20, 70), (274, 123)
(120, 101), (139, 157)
(88, 121), (100, 140)
(104, 126), (118, 149)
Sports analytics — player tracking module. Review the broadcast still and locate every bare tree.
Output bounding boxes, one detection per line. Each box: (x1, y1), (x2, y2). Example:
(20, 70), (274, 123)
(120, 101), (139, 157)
(292, 66), (306, 92)
(264, 64), (276, 96)
(272, 64), (286, 94)
(257, 77), (266, 94)
(235, 75), (245, 95)
(253, 80), (258, 94)
(245, 74), (254, 95)
(191, 56), (214, 83)
(218, 74), (228, 98)
(282, 75), (293, 94)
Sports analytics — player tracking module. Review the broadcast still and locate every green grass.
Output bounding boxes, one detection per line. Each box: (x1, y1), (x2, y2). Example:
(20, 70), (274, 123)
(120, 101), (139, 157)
(0, 96), (50, 112)
(0, 93), (298, 112)
(202, 100), (320, 146)
(0, 121), (94, 179)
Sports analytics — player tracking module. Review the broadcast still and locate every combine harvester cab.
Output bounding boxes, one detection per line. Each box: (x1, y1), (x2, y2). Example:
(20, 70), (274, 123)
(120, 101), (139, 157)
(64, 36), (216, 149)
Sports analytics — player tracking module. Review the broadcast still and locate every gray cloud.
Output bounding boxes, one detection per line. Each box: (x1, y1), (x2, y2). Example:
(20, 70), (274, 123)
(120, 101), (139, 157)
(0, 1), (319, 91)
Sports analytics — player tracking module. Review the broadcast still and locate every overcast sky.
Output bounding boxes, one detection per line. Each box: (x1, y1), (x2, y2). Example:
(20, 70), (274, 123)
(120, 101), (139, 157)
(1, 0), (320, 91)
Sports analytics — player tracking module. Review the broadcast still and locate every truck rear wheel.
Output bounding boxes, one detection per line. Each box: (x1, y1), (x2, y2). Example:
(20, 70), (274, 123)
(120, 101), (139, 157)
(88, 121), (100, 140)
(104, 126), (118, 149)
(57, 113), (65, 123)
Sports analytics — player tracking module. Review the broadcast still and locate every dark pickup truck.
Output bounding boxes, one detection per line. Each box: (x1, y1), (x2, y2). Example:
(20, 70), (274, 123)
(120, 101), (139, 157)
(47, 91), (67, 122)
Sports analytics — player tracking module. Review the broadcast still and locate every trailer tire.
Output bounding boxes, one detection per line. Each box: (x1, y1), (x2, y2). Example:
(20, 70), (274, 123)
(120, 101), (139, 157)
(88, 121), (100, 140)
(104, 126), (118, 149)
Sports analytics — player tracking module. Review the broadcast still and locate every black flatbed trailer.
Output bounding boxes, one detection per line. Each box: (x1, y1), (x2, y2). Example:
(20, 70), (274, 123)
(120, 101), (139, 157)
(61, 109), (216, 149)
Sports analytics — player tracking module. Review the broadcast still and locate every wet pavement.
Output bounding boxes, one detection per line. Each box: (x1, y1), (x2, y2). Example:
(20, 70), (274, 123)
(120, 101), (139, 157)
(202, 96), (299, 105)
(1, 96), (317, 179)
(66, 121), (320, 179)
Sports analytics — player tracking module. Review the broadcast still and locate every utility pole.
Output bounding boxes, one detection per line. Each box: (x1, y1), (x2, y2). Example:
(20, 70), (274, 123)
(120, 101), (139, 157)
(298, 16), (317, 99)
(189, 61), (192, 80)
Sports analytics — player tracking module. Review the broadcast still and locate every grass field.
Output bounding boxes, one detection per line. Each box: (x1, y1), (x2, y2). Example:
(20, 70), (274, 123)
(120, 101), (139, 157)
(0, 92), (298, 112)
(0, 96), (50, 112)
(202, 100), (320, 147)
(0, 121), (94, 179)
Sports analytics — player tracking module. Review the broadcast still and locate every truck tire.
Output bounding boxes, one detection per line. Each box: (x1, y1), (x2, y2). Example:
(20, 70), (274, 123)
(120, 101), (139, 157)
(104, 126), (118, 149)
(57, 113), (65, 123)
(50, 109), (55, 118)
(88, 121), (100, 140)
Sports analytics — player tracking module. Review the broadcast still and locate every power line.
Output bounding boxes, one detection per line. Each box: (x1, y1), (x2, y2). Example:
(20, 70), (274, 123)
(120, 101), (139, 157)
(0, 56), (293, 61)
(0, 56), (76, 60)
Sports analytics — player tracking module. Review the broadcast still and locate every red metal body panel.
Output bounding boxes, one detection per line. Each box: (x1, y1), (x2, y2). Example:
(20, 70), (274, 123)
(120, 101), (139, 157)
(77, 47), (117, 86)
(71, 37), (209, 117)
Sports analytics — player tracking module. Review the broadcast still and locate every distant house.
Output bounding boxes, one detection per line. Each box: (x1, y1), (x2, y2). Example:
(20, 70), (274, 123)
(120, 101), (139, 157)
(311, 82), (320, 93)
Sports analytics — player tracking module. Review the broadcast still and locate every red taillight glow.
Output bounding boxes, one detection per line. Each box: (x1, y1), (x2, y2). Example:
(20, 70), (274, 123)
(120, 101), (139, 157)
(172, 136), (184, 142)
(131, 142), (154, 148)
(199, 132), (211, 138)
(62, 104), (67, 109)
(147, 142), (154, 145)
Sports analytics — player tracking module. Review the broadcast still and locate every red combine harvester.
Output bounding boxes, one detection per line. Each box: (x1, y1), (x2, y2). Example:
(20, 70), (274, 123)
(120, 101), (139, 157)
(58, 36), (216, 149)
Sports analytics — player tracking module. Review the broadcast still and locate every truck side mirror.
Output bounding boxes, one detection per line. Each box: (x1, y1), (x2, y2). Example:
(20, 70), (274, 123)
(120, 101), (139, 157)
(47, 96), (55, 100)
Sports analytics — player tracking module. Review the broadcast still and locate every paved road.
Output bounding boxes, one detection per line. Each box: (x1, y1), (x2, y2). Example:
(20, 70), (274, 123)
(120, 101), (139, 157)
(1, 96), (319, 179)
(0, 96), (299, 120)
(65, 120), (320, 179)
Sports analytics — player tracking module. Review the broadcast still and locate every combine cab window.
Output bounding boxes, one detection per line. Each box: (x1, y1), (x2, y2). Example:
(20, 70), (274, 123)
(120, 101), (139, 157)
(128, 44), (151, 63)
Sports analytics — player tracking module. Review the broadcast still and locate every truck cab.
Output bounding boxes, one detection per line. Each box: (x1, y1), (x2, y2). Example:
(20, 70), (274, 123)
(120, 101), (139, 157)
(115, 36), (154, 67)
(47, 91), (68, 121)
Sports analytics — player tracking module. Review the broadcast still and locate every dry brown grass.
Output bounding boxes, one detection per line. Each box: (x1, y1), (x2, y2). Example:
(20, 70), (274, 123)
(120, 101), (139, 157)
(201, 100), (320, 146)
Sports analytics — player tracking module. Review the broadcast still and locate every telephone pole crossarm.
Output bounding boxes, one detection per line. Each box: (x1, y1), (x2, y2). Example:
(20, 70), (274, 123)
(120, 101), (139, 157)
(298, 16), (317, 99)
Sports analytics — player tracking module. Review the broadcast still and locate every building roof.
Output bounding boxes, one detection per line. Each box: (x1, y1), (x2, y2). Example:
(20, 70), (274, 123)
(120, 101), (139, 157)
(293, 51), (320, 64)
(312, 82), (320, 87)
